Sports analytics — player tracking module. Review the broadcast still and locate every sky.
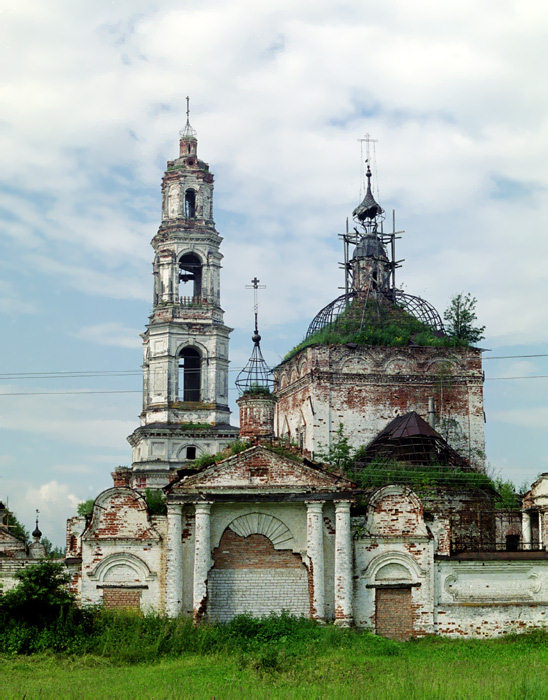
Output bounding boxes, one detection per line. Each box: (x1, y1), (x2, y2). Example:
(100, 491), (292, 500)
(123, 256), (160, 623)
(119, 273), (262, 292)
(0, 0), (547, 546)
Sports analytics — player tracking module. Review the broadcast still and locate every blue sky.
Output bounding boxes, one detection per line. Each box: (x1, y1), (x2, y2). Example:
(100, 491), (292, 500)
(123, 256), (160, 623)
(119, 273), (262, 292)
(1, 0), (547, 545)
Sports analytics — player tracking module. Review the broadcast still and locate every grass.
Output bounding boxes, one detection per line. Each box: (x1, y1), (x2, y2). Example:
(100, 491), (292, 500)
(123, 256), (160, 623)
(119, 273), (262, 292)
(0, 613), (546, 699)
(283, 296), (468, 363)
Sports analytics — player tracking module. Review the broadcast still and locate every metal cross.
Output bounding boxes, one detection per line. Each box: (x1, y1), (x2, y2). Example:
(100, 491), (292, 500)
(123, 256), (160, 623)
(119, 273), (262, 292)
(245, 277), (266, 333)
(358, 132), (378, 163)
(186, 96), (190, 123)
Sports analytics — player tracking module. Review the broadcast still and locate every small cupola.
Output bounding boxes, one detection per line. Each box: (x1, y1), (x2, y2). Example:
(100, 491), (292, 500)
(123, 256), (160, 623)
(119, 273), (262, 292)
(179, 96), (198, 158)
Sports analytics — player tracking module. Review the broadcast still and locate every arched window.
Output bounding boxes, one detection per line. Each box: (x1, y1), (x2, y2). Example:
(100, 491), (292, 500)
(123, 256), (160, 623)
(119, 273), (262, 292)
(186, 446), (197, 460)
(185, 189), (196, 218)
(179, 347), (201, 401)
(179, 253), (202, 299)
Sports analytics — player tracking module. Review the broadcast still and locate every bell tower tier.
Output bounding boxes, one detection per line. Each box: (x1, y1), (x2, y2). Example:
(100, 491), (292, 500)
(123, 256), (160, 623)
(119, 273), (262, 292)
(128, 109), (238, 489)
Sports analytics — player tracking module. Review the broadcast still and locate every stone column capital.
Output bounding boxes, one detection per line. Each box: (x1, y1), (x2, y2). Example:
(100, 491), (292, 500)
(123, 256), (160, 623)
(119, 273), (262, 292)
(194, 501), (213, 514)
(305, 500), (326, 511)
(334, 500), (352, 511)
(167, 503), (183, 514)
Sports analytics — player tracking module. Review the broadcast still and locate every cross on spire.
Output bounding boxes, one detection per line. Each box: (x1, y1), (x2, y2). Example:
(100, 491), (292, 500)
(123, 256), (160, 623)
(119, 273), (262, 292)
(245, 276), (266, 338)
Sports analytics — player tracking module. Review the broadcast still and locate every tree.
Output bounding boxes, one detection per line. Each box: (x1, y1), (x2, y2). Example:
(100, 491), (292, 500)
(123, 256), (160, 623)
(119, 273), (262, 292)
(2, 508), (29, 545)
(77, 499), (95, 517)
(41, 536), (65, 559)
(443, 293), (485, 344)
(0, 561), (73, 625)
(315, 423), (354, 470)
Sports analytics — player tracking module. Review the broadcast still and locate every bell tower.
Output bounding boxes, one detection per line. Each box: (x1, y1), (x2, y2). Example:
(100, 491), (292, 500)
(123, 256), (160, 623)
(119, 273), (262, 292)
(128, 101), (239, 489)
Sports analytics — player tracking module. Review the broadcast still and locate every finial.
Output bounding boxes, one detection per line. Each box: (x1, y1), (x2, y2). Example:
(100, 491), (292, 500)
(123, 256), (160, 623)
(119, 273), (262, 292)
(180, 96), (197, 139)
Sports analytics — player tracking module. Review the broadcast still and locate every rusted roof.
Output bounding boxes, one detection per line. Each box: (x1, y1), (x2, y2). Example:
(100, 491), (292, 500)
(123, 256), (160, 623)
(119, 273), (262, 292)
(375, 411), (440, 440)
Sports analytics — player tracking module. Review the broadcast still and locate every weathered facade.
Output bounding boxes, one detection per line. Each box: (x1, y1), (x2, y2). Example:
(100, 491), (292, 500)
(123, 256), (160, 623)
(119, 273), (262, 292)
(61, 124), (547, 640)
(274, 344), (485, 467)
(127, 115), (238, 489)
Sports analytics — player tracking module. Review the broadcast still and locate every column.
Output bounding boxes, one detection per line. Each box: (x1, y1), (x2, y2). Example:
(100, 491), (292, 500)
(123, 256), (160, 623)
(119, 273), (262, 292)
(522, 511), (531, 551)
(166, 503), (183, 617)
(539, 511), (545, 551)
(334, 500), (353, 627)
(193, 501), (212, 623)
(306, 501), (325, 621)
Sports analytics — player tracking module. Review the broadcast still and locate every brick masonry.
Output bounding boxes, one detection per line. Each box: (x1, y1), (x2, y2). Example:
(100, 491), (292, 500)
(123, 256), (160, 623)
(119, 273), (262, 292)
(375, 588), (413, 641)
(208, 529), (309, 621)
(103, 588), (142, 610)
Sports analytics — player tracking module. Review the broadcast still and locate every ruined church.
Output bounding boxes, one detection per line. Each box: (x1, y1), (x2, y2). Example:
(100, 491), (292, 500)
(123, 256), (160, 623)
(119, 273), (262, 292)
(57, 117), (547, 639)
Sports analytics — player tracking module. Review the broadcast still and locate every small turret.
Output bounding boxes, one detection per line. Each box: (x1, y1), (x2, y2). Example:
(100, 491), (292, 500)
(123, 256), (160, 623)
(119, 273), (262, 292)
(29, 509), (46, 559)
(236, 277), (276, 440)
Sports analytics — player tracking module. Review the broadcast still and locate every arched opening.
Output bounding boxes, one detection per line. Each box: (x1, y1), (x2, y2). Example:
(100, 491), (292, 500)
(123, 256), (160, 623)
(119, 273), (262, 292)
(186, 446), (197, 460)
(185, 189), (196, 218)
(179, 347), (201, 402)
(179, 253), (202, 299)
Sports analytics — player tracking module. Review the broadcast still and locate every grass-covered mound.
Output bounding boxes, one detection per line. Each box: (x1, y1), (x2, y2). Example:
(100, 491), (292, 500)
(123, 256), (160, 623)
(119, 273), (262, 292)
(284, 296), (468, 363)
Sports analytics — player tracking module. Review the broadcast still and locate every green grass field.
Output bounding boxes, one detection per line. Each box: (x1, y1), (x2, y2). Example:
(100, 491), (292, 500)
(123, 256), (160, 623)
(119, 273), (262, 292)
(2, 632), (547, 700)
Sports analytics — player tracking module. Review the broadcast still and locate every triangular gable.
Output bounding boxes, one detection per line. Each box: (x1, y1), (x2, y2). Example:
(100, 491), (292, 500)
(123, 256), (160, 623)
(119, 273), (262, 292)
(168, 446), (354, 494)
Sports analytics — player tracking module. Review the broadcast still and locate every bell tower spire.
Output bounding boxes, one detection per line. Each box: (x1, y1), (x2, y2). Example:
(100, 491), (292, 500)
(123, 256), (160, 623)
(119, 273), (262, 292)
(128, 106), (238, 489)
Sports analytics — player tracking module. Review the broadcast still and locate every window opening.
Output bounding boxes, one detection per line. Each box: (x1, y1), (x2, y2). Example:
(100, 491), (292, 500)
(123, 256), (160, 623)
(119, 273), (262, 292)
(186, 446), (197, 460)
(179, 253), (202, 299)
(179, 347), (201, 401)
(185, 189), (196, 218)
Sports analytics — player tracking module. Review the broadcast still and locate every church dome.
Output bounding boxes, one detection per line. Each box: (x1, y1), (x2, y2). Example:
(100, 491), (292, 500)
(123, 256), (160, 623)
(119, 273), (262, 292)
(305, 290), (444, 341)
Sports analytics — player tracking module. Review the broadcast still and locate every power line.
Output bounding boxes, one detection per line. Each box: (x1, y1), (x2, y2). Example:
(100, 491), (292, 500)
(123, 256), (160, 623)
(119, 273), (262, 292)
(484, 354), (548, 360)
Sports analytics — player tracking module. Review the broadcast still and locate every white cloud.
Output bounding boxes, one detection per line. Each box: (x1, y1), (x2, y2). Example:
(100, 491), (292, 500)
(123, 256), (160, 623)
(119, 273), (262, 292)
(76, 322), (141, 348)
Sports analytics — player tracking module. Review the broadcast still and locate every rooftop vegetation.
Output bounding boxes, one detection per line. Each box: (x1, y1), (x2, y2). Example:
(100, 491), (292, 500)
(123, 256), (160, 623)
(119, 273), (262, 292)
(283, 297), (469, 363)
(241, 385), (274, 398)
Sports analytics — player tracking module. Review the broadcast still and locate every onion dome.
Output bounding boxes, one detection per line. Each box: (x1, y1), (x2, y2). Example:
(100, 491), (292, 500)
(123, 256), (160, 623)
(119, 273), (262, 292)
(32, 517), (42, 540)
(353, 165), (383, 222)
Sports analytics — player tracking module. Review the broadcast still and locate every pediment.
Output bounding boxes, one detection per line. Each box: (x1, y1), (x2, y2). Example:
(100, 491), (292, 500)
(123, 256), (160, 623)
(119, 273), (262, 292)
(169, 446), (354, 494)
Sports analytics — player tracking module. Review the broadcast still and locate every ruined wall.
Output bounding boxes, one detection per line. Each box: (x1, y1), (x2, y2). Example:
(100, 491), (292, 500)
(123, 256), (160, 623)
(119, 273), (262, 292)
(353, 485), (436, 636)
(208, 529), (309, 621)
(435, 558), (548, 636)
(274, 345), (485, 468)
(79, 487), (164, 613)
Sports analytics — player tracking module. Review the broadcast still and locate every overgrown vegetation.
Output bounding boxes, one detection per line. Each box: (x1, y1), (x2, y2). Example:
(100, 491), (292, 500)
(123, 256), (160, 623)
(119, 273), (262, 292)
(77, 499), (95, 517)
(144, 489), (167, 516)
(284, 297), (468, 363)
(443, 293), (485, 344)
(1, 508), (29, 545)
(316, 424), (524, 501)
(242, 385), (273, 397)
(1, 562), (546, 698)
(189, 439), (252, 470)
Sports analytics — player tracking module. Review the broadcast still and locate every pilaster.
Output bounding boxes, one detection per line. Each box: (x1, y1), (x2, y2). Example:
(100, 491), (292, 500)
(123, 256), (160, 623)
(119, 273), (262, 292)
(306, 501), (325, 621)
(334, 500), (353, 627)
(193, 501), (212, 623)
(166, 504), (183, 617)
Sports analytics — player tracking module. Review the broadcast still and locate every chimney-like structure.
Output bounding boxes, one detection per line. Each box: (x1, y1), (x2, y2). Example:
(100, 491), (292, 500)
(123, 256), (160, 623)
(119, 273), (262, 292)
(111, 466), (132, 488)
(237, 392), (276, 440)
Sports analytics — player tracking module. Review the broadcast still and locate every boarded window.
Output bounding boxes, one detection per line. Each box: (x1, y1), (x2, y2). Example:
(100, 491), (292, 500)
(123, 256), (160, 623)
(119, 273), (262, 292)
(375, 587), (413, 641)
(103, 588), (141, 610)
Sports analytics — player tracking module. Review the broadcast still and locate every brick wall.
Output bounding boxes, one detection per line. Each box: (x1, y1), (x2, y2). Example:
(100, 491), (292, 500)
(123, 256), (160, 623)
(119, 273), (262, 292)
(375, 587), (413, 640)
(103, 588), (141, 610)
(208, 529), (310, 621)
(274, 345), (485, 468)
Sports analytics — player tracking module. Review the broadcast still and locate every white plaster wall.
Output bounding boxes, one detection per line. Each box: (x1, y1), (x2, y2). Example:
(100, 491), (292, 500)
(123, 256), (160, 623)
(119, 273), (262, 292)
(435, 559), (548, 637)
